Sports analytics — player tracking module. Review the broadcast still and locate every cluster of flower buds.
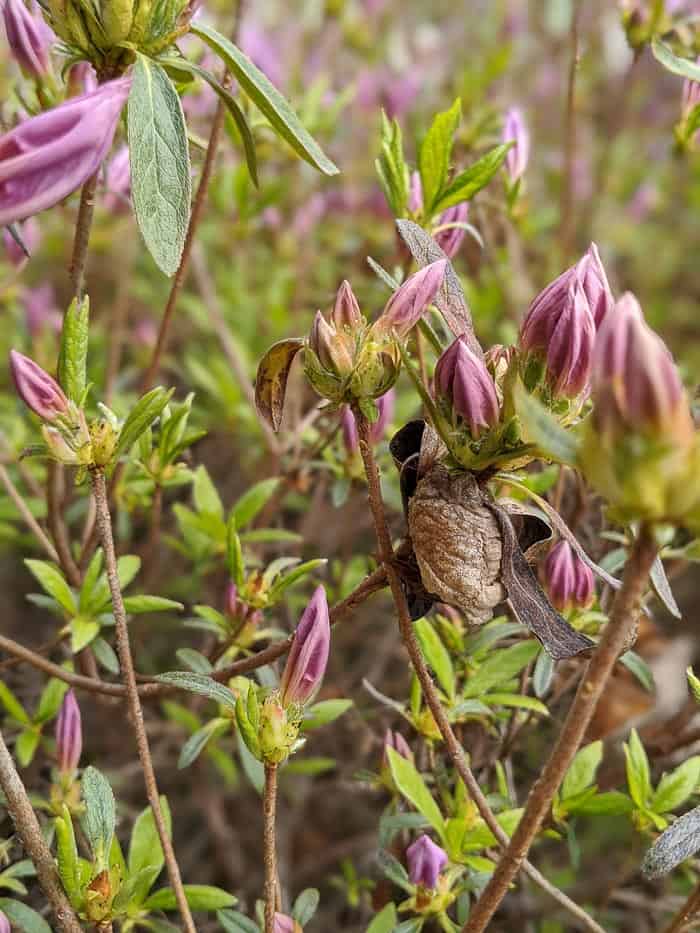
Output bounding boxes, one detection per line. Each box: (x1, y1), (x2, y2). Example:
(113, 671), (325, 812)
(55, 689), (82, 794)
(274, 914), (302, 933)
(305, 265), (446, 408)
(341, 389), (395, 457)
(0, 78), (131, 228)
(2, 0), (54, 79)
(580, 292), (700, 528)
(237, 587), (331, 765)
(518, 243), (613, 405)
(542, 541), (595, 614)
(408, 172), (469, 257)
(502, 106), (529, 187)
(44, 0), (196, 67)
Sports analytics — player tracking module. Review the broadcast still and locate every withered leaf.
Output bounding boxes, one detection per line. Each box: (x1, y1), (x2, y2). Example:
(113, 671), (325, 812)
(395, 219), (483, 356)
(254, 338), (304, 431)
(489, 502), (595, 660)
(642, 804), (700, 878)
(650, 555), (681, 619)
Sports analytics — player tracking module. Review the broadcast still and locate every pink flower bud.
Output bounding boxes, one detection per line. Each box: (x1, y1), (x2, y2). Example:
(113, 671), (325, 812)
(2, 0), (54, 79)
(341, 406), (359, 455)
(519, 251), (603, 398)
(0, 908), (9, 933)
(280, 586), (330, 706)
(273, 914), (302, 933)
(10, 349), (68, 420)
(408, 169), (423, 214)
(435, 336), (500, 438)
(309, 310), (354, 375)
(542, 541), (594, 612)
(502, 107), (530, 182)
(0, 77), (131, 226)
(55, 689), (82, 775)
(2, 215), (40, 265)
(406, 834), (448, 889)
(377, 260), (448, 338)
(23, 283), (61, 336)
(682, 60), (700, 119)
(331, 279), (363, 330)
(382, 728), (413, 767)
(591, 292), (691, 438)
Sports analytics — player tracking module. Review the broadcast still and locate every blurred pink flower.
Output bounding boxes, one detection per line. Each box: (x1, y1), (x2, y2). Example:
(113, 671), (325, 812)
(23, 282), (61, 336)
(103, 145), (131, 214)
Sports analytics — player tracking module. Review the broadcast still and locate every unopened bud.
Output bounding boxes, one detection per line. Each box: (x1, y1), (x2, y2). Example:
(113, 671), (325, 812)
(259, 695), (297, 764)
(2, 0), (54, 78)
(280, 586), (330, 707)
(375, 260), (447, 338)
(0, 909), (9, 933)
(332, 280), (363, 329)
(381, 728), (413, 770)
(542, 541), (594, 612)
(56, 689), (82, 776)
(308, 310), (354, 375)
(407, 834), (448, 889)
(502, 107), (529, 183)
(435, 336), (500, 438)
(10, 350), (68, 421)
(274, 915), (302, 933)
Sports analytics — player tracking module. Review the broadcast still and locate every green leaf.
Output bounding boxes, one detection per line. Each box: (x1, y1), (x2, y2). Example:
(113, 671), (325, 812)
(55, 806), (81, 908)
(176, 648), (213, 674)
(145, 884), (236, 911)
(513, 380), (579, 465)
(419, 98), (461, 215)
(292, 888), (319, 926)
(178, 719), (229, 769)
(128, 54), (192, 276)
(156, 672), (238, 713)
(483, 692), (548, 715)
(191, 23), (338, 176)
(70, 616), (100, 653)
(431, 143), (511, 214)
(652, 757), (700, 815)
(0, 682), (30, 725)
(533, 649), (554, 699)
(562, 741), (603, 800)
(193, 465), (224, 518)
(218, 910), (259, 933)
(226, 514), (245, 587)
(301, 699), (353, 731)
(82, 766), (116, 865)
(650, 556), (681, 619)
(0, 899), (51, 933)
(620, 650), (655, 693)
(376, 110), (410, 216)
(57, 295), (89, 403)
(268, 559), (327, 599)
(128, 797), (172, 879)
(122, 595), (184, 613)
(230, 478), (280, 529)
(624, 728), (651, 810)
(236, 727), (264, 792)
(461, 809), (523, 851)
(15, 729), (39, 767)
(576, 791), (634, 816)
(386, 747), (445, 838)
(34, 677), (68, 724)
(366, 903), (398, 932)
(24, 560), (76, 614)
(463, 641), (540, 698)
(688, 666), (700, 704)
(414, 618), (455, 700)
(116, 387), (174, 458)
(117, 554), (142, 590)
(651, 37), (700, 82)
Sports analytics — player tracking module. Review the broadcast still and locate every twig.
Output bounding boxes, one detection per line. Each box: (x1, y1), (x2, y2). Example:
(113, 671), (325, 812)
(352, 411), (604, 933)
(90, 469), (197, 933)
(465, 524), (658, 932)
(0, 566), (387, 698)
(0, 728), (83, 932)
(263, 763), (278, 933)
(0, 464), (59, 563)
(68, 170), (100, 298)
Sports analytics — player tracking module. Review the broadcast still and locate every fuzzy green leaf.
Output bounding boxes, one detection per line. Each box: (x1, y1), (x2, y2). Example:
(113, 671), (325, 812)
(57, 296), (89, 403)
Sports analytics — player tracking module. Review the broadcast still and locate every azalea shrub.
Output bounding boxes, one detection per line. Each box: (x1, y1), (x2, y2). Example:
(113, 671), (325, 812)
(1, 1), (700, 932)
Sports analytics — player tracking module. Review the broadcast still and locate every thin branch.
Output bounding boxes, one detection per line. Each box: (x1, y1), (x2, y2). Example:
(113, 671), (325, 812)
(465, 524), (658, 932)
(352, 411), (604, 933)
(263, 763), (278, 933)
(90, 469), (196, 933)
(0, 464), (59, 563)
(0, 728), (83, 932)
(558, 0), (582, 261)
(68, 170), (100, 299)
(663, 879), (700, 933)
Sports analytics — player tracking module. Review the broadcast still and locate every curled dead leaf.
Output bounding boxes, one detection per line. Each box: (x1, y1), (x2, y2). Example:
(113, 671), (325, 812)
(254, 338), (304, 431)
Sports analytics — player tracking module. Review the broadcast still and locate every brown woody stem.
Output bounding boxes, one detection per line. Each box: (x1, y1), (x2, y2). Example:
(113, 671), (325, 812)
(263, 762), (278, 933)
(0, 728), (82, 932)
(465, 524), (657, 932)
(353, 409), (605, 933)
(91, 470), (196, 933)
